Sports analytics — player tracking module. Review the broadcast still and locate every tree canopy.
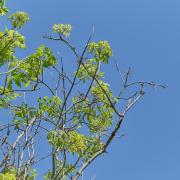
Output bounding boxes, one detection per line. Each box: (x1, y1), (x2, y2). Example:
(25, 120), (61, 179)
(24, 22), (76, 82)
(0, 1), (165, 179)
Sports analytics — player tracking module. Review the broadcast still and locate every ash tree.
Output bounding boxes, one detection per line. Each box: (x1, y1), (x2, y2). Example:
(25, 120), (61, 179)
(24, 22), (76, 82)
(0, 1), (165, 179)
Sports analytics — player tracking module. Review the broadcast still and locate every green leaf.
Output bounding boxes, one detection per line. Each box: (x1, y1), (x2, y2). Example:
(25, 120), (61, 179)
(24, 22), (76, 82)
(7, 78), (12, 90)
(24, 80), (30, 88)
(14, 79), (21, 87)
(8, 11), (30, 29)
(52, 24), (72, 36)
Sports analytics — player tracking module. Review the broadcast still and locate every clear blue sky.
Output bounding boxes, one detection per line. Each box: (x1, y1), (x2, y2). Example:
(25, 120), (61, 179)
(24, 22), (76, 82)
(4, 0), (180, 179)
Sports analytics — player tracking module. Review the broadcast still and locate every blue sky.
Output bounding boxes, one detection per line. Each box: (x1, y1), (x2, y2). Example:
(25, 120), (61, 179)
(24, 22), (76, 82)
(3, 0), (180, 179)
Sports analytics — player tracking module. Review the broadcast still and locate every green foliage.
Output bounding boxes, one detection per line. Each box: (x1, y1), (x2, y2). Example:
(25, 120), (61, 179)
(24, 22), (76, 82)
(27, 169), (37, 180)
(8, 11), (29, 29)
(0, 0), (8, 16)
(8, 45), (57, 88)
(12, 103), (36, 126)
(0, 168), (37, 180)
(53, 24), (72, 36)
(0, 6), (113, 178)
(47, 130), (104, 159)
(36, 45), (57, 67)
(0, 2), (133, 179)
(76, 59), (104, 83)
(88, 41), (112, 63)
(37, 96), (62, 118)
(0, 30), (25, 66)
(72, 86), (114, 134)
(0, 86), (20, 109)
(84, 136), (104, 160)
(0, 173), (16, 180)
(47, 130), (87, 156)
(90, 80), (112, 101)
